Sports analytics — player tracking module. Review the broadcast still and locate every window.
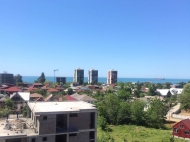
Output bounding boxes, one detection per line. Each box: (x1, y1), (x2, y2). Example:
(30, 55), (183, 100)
(70, 113), (78, 117)
(69, 133), (77, 136)
(31, 138), (35, 142)
(174, 128), (179, 133)
(185, 130), (190, 135)
(89, 131), (95, 139)
(43, 116), (47, 120)
(43, 137), (47, 141)
(180, 125), (184, 128)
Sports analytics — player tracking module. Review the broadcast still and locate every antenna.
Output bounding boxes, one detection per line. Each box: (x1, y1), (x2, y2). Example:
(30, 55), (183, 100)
(53, 69), (59, 83)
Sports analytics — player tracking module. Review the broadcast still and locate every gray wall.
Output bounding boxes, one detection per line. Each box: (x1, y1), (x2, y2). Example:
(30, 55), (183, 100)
(69, 132), (89, 142)
(38, 114), (56, 135)
(27, 135), (55, 142)
(69, 113), (91, 130)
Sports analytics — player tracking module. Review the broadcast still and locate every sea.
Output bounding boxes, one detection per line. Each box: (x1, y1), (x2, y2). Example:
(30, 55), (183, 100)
(22, 76), (190, 84)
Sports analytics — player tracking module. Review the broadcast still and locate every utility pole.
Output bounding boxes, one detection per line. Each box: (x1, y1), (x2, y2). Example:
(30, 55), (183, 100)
(53, 69), (59, 83)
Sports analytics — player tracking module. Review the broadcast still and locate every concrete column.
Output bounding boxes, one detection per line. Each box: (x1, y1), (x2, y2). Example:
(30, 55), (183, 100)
(31, 112), (33, 120)
(27, 106), (31, 118)
(95, 112), (97, 142)
(66, 134), (69, 142)
(67, 114), (69, 130)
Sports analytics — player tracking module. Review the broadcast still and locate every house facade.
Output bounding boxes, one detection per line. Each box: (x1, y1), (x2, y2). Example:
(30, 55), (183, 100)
(173, 119), (190, 139)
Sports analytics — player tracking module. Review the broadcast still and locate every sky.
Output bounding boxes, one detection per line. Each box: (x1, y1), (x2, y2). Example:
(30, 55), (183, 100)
(0, 0), (190, 78)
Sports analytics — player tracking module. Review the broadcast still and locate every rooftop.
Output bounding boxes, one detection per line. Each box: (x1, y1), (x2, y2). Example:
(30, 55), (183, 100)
(0, 117), (37, 138)
(28, 101), (96, 114)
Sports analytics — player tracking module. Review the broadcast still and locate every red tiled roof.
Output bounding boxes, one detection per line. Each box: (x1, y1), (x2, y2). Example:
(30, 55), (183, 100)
(30, 93), (43, 98)
(28, 86), (38, 91)
(33, 83), (42, 86)
(48, 88), (58, 93)
(173, 119), (190, 129)
(5, 86), (21, 92)
(41, 86), (49, 90)
(110, 84), (116, 87)
(65, 95), (77, 101)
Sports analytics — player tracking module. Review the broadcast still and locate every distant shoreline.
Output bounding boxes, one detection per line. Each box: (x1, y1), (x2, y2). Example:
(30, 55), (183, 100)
(22, 76), (189, 84)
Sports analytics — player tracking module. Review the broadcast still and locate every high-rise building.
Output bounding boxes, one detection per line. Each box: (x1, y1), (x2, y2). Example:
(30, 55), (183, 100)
(56, 77), (66, 85)
(107, 69), (117, 84)
(88, 69), (98, 84)
(0, 73), (14, 85)
(73, 68), (84, 85)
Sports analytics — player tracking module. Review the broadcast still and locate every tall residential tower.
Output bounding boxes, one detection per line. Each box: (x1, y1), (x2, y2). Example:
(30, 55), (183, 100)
(88, 69), (98, 84)
(107, 69), (117, 84)
(0, 73), (14, 85)
(73, 68), (84, 85)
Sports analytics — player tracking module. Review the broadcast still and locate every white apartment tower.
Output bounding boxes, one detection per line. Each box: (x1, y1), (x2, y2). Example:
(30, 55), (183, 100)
(88, 69), (98, 84)
(107, 69), (117, 84)
(73, 68), (84, 85)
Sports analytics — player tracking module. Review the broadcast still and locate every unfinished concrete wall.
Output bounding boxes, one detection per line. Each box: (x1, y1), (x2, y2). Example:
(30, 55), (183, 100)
(69, 132), (89, 142)
(0, 139), (5, 142)
(1, 138), (27, 142)
(69, 113), (91, 130)
(27, 135), (55, 142)
(38, 114), (56, 135)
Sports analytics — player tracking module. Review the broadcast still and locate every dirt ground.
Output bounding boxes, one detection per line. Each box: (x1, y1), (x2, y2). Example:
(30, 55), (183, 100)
(180, 109), (190, 116)
(165, 120), (177, 127)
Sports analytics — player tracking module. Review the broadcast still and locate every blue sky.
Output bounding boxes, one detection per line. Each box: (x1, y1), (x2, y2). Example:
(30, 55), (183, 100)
(0, 0), (190, 78)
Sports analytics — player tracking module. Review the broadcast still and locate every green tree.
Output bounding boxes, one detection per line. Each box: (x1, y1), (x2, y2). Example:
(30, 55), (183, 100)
(98, 134), (115, 142)
(164, 82), (172, 89)
(38, 72), (46, 83)
(139, 93), (145, 98)
(180, 83), (190, 111)
(0, 107), (9, 117)
(32, 89), (46, 97)
(156, 83), (163, 89)
(22, 106), (27, 117)
(148, 84), (156, 96)
(98, 94), (119, 124)
(14, 74), (23, 84)
(178, 82), (186, 88)
(130, 100), (145, 125)
(117, 102), (131, 124)
(67, 88), (74, 95)
(145, 98), (167, 128)
(117, 82), (125, 89)
(5, 98), (13, 109)
(117, 89), (131, 101)
(98, 116), (108, 131)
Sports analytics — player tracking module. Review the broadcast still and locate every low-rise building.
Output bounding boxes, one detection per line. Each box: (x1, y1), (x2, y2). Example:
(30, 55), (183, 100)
(71, 94), (97, 104)
(10, 92), (30, 109)
(173, 119), (190, 140)
(0, 101), (97, 142)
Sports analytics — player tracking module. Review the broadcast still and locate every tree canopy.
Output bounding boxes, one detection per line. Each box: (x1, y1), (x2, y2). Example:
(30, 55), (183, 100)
(180, 83), (190, 111)
(38, 72), (46, 83)
(5, 98), (13, 109)
(14, 74), (23, 83)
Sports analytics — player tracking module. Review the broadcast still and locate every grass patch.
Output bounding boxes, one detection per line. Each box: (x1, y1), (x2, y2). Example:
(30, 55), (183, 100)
(97, 125), (186, 142)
